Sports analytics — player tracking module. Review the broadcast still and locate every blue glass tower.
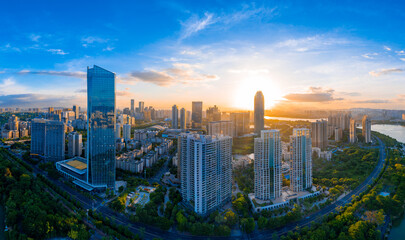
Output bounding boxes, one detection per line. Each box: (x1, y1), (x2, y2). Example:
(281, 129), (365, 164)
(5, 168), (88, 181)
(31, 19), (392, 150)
(87, 65), (116, 188)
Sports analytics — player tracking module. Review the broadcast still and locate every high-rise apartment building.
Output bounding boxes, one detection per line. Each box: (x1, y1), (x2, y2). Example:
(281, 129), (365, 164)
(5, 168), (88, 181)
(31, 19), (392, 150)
(172, 105), (179, 129)
(254, 91), (265, 135)
(230, 112), (250, 136)
(311, 120), (328, 150)
(138, 101), (144, 113)
(87, 65), (116, 188)
(254, 130), (282, 200)
(206, 105), (221, 122)
(349, 119), (357, 143)
(31, 119), (65, 161)
(73, 105), (79, 119)
(123, 124), (131, 141)
(362, 115), (371, 143)
(290, 128), (312, 192)
(115, 123), (121, 139)
(179, 134), (232, 215)
(207, 121), (234, 137)
(131, 99), (135, 113)
(180, 108), (186, 130)
(192, 101), (203, 129)
(68, 132), (82, 158)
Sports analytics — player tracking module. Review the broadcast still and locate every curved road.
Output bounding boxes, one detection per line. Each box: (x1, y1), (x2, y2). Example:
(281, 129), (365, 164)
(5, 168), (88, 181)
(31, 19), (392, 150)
(9, 135), (386, 240)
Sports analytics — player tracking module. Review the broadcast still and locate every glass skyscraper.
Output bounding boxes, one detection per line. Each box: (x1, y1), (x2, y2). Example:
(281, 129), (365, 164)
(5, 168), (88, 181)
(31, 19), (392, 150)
(87, 65), (116, 188)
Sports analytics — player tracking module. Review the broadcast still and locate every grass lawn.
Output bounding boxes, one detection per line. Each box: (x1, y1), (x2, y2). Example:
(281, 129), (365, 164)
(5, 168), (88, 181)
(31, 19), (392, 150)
(233, 136), (254, 155)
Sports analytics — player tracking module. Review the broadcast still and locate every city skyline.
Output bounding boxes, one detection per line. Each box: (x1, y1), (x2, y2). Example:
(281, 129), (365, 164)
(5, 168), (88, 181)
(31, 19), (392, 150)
(1, 1), (405, 110)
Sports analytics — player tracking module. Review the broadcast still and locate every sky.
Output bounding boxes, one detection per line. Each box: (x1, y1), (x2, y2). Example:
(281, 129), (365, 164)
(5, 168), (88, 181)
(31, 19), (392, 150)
(1, 0), (405, 111)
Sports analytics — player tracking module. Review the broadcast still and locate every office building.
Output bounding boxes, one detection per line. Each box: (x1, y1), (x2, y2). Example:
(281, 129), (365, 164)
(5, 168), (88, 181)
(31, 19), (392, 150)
(172, 105), (179, 129)
(362, 115), (371, 143)
(123, 124), (131, 141)
(311, 120), (328, 150)
(179, 134), (232, 215)
(207, 121), (234, 137)
(180, 108), (186, 130)
(230, 112), (250, 136)
(290, 128), (312, 192)
(254, 91), (265, 135)
(68, 132), (82, 158)
(87, 65), (116, 188)
(192, 101), (203, 128)
(254, 130), (282, 200)
(349, 119), (357, 143)
(31, 119), (65, 161)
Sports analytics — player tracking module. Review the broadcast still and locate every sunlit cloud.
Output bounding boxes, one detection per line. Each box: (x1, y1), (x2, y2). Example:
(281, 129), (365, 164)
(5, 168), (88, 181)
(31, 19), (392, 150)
(180, 12), (216, 40)
(283, 87), (343, 102)
(369, 68), (403, 77)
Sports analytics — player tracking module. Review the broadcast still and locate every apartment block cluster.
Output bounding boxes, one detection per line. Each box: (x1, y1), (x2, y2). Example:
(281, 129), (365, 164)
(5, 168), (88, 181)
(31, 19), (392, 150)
(0, 115), (30, 139)
(116, 127), (174, 173)
(252, 129), (314, 210)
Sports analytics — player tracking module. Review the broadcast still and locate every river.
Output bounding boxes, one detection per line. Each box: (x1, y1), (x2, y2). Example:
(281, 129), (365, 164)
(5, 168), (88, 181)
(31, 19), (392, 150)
(371, 124), (405, 240)
(264, 116), (325, 122)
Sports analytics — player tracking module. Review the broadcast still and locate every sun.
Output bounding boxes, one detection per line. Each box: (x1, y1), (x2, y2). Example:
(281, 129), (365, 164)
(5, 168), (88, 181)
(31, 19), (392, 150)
(233, 76), (283, 110)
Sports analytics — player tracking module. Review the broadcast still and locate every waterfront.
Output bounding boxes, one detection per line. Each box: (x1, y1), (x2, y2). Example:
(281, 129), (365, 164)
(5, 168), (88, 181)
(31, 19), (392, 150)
(371, 124), (405, 240)
(264, 116), (325, 122)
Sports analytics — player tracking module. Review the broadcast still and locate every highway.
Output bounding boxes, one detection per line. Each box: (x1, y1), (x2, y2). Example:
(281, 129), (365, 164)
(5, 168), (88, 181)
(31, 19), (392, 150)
(7, 135), (387, 240)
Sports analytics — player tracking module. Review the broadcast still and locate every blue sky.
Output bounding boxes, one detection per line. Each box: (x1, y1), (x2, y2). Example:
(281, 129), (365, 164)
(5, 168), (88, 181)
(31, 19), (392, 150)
(1, 0), (405, 110)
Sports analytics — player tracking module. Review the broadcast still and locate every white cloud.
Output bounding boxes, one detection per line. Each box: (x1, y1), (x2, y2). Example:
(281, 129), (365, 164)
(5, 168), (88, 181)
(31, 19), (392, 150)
(180, 12), (216, 40)
(29, 34), (41, 42)
(47, 49), (68, 55)
(103, 46), (115, 51)
(383, 46), (391, 51)
(362, 53), (378, 59)
(369, 68), (403, 77)
(81, 36), (109, 47)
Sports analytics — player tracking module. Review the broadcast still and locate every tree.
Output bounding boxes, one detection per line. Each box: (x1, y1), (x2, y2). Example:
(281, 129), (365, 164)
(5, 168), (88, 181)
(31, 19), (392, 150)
(258, 216), (268, 229)
(364, 210), (384, 225)
(224, 209), (238, 226)
(240, 217), (255, 233)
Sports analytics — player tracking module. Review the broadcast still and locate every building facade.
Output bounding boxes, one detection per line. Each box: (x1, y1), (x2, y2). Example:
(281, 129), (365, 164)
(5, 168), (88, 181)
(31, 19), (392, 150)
(311, 120), (328, 150)
(123, 124), (131, 141)
(254, 130), (282, 200)
(179, 134), (232, 215)
(290, 128), (312, 192)
(180, 108), (186, 130)
(31, 119), (65, 161)
(87, 65), (116, 188)
(191, 101), (203, 129)
(68, 132), (83, 158)
(172, 105), (179, 129)
(207, 120), (234, 137)
(254, 91), (265, 136)
(362, 115), (371, 143)
(349, 119), (357, 143)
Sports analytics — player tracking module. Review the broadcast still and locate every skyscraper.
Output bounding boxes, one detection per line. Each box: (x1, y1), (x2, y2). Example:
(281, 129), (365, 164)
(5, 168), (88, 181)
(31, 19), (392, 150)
(192, 101), (203, 128)
(290, 128), (312, 192)
(172, 105), (179, 129)
(180, 108), (186, 130)
(311, 120), (328, 150)
(179, 134), (232, 215)
(87, 65), (116, 189)
(123, 124), (131, 141)
(254, 91), (265, 135)
(68, 132), (83, 158)
(131, 99), (135, 113)
(115, 123), (121, 139)
(350, 119), (357, 143)
(254, 130), (282, 200)
(31, 119), (46, 156)
(362, 115), (371, 143)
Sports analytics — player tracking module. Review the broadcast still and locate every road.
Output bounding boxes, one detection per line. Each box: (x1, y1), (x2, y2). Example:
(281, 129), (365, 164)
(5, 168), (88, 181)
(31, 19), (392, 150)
(7, 135), (387, 240)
